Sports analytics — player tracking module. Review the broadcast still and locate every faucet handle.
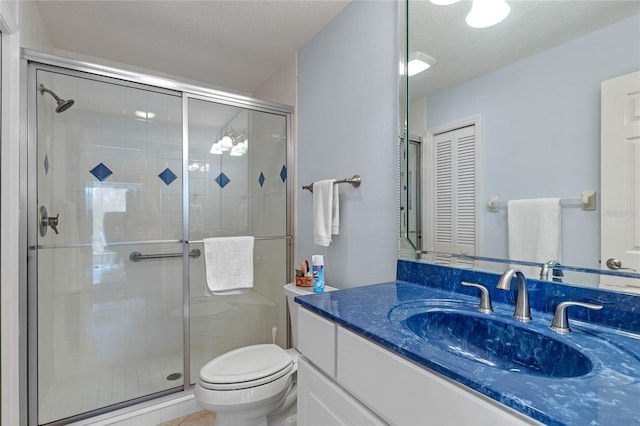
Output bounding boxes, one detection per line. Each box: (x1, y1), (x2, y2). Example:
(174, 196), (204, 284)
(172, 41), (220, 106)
(461, 282), (493, 313)
(550, 301), (603, 334)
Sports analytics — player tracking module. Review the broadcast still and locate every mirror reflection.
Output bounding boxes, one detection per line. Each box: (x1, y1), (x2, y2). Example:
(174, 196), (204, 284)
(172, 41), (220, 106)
(401, 0), (640, 293)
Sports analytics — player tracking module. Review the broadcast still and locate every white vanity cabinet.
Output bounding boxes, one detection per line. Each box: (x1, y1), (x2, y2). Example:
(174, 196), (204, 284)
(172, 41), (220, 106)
(297, 308), (385, 425)
(297, 307), (537, 426)
(298, 357), (386, 426)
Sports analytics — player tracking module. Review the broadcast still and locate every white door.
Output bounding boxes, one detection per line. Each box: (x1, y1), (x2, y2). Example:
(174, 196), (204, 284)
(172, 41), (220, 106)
(600, 70), (640, 292)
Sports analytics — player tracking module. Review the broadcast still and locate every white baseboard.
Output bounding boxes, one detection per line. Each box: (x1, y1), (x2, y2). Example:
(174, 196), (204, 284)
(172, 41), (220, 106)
(72, 391), (201, 426)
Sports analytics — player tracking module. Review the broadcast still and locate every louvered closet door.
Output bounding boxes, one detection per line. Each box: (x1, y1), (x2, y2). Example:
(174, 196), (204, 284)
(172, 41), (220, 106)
(433, 125), (477, 266)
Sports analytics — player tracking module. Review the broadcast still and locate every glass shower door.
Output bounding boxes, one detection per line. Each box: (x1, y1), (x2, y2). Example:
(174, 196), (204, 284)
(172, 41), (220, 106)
(186, 97), (290, 382)
(33, 69), (184, 424)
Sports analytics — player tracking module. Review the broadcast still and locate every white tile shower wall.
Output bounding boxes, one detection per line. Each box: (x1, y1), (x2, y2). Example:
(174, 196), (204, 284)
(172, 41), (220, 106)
(44, 75), (183, 245)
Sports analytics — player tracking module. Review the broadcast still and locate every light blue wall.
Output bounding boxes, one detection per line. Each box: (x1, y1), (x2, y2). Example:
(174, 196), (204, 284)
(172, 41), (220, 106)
(297, 0), (398, 288)
(427, 15), (640, 270)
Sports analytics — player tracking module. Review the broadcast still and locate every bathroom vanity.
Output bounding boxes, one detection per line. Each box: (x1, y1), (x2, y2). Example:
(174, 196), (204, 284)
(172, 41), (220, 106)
(295, 260), (640, 426)
(297, 308), (532, 425)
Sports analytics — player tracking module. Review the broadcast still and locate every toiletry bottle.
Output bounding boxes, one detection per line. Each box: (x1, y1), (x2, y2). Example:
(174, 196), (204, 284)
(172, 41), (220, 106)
(311, 255), (325, 293)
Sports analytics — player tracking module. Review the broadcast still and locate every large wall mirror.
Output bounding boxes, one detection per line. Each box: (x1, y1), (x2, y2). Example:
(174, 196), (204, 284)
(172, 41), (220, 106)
(399, 0), (640, 293)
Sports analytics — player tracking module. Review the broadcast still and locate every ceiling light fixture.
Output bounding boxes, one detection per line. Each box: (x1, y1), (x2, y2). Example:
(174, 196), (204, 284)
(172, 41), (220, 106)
(407, 52), (436, 77)
(466, 0), (510, 29)
(210, 126), (249, 156)
(209, 142), (224, 155)
(218, 135), (233, 151)
(229, 145), (244, 156)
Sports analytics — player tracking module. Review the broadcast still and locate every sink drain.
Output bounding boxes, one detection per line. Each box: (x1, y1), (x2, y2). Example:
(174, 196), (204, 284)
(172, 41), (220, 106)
(166, 372), (183, 381)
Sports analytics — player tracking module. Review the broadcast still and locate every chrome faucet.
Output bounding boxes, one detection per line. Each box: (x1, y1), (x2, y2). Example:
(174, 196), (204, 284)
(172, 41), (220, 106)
(539, 261), (555, 280)
(497, 269), (532, 322)
(540, 260), (564, 282)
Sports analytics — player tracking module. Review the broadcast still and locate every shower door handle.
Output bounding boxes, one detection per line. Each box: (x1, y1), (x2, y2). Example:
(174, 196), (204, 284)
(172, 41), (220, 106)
(39, 206), (60, 236)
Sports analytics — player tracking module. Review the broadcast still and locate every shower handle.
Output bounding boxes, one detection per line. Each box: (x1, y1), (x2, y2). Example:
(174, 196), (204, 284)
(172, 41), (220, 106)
(39, 206), (60, 236)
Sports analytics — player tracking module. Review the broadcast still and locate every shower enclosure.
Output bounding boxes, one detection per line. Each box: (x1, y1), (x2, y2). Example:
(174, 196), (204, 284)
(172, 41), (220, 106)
(24, 52), (292, 425)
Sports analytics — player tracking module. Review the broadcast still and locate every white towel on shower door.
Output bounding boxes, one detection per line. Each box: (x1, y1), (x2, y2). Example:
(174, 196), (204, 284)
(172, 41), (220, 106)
(507, 198), (561, 278)
(203, 236), (254, 295)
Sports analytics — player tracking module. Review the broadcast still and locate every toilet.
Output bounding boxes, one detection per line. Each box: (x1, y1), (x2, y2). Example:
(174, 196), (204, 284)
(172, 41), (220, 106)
(195, 283), (337, 426)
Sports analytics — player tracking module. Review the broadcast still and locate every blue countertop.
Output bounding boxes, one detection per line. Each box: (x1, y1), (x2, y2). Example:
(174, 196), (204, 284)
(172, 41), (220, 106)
(296, 280), (640, 425)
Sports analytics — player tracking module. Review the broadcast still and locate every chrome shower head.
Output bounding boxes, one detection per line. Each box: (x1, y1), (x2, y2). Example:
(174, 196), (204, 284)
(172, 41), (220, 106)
(55, 98), (75, 113)
(39, 84), (75, 113)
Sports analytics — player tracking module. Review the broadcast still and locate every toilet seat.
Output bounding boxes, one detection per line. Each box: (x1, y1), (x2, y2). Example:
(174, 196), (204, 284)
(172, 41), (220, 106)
(199, 344), (294, 391)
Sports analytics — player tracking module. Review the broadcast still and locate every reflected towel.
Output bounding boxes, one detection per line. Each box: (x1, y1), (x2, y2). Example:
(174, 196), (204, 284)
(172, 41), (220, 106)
(313, 179), (339, 246)
(508, 198), (561, 278)
(203, 236), (254, 295)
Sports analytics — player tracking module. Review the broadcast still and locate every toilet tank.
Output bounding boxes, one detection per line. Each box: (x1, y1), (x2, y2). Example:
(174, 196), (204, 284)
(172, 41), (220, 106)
(283, 283), (337, 349)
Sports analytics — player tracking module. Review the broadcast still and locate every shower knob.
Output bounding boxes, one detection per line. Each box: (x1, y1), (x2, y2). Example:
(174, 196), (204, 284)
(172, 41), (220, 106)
(39, 206), (60, 236)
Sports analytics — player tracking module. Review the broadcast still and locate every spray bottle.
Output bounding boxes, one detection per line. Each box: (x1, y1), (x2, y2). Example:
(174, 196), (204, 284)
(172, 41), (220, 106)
(311, 255), (325, 293)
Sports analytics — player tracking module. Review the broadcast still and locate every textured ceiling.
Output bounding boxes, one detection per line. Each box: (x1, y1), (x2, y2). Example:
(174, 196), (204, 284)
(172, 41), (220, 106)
(409, 1), (640, 99)
(33, 1), (640, 101)
(34, 0), (350, 95)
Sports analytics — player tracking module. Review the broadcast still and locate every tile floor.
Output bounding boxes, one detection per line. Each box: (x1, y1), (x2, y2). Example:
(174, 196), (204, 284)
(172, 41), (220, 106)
(158, 410), (216, 426)
(38, 352), (213, 424)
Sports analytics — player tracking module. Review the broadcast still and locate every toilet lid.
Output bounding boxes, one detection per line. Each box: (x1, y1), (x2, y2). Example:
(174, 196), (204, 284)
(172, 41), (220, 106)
(199, 344), (293, 389)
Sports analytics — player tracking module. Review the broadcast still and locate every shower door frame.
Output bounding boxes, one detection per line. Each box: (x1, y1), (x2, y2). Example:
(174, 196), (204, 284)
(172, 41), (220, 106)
(22, 49), (294, 426)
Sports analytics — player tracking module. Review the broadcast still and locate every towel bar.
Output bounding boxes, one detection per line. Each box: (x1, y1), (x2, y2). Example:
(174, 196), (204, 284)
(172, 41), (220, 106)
(186, 236), (292, 244)
(488, 191), (596, 212)
(130, 248), (201, 262)
(302, 175), (361, 192)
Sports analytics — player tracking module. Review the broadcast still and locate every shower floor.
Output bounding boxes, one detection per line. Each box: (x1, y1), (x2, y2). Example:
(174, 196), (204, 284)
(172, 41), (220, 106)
(38, 351), (212, 424)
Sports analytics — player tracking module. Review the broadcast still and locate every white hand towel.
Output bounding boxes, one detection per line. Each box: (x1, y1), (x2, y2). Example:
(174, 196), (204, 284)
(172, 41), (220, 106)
(313, 179), (338, 246)
(508, 198), (561, 278)
(203, 236), (254, 295)
(332, 183), (340, 235)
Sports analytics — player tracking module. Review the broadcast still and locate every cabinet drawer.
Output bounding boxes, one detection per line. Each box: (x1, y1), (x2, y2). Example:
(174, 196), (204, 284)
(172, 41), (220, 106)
(298, 308), (336, 377)
(298, 357), (386, 426)
(336, 327), (536, 425)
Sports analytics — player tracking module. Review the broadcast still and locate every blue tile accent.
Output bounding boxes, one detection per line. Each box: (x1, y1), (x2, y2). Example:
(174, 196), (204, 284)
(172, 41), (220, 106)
(158, 168), (177, 186)
(280, 165), (287, 183)
(43, 155), (49, 175)
(89, 162), (113, 182)
(215, 172), (230, 188)
(258, 172), (265, 187)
